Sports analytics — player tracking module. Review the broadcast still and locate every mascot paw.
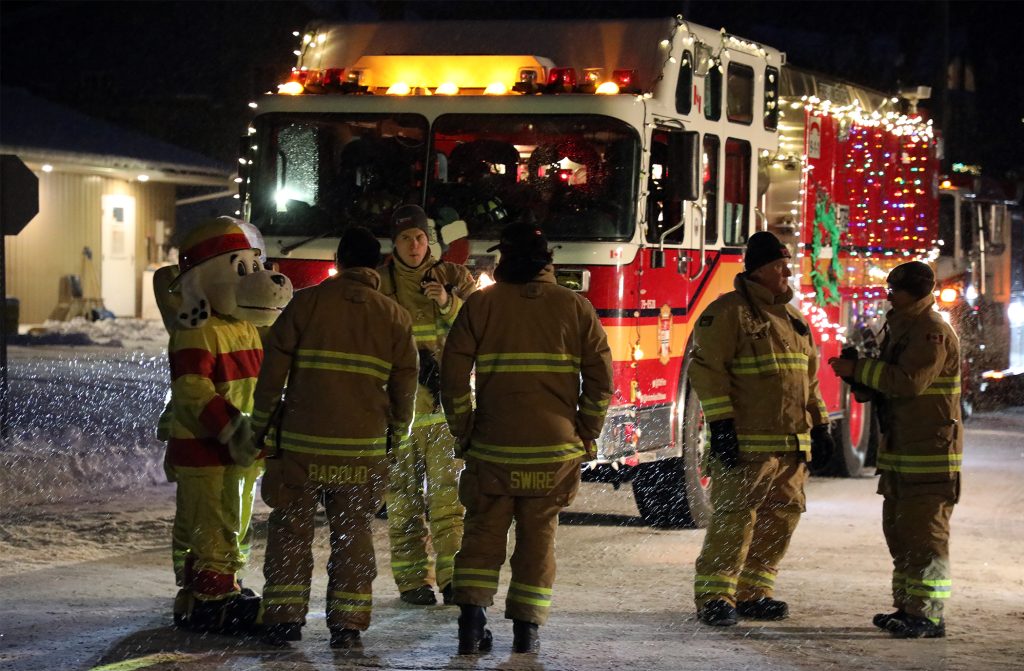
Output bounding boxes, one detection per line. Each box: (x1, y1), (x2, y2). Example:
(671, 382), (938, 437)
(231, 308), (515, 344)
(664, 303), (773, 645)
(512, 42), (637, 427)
(227, 421), (259, 467)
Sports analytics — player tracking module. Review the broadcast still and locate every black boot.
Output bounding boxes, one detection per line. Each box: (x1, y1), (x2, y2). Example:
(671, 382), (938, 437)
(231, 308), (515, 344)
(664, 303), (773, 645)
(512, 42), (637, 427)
(172, 589), (192, 628)
(872, 609), (905, 630)
(330, 628), (363, 650)
(736, 597), (789, 620)
(260, 623), (303, 647)
(886, 614), (946, 639)
(220, 591), (262, 634)
(400, 585), (437, 605)
(512, 620), (540, 654)
(457, 605), (493, 655)
(441, 583), (454, 605)
(698, 599), (738, 626)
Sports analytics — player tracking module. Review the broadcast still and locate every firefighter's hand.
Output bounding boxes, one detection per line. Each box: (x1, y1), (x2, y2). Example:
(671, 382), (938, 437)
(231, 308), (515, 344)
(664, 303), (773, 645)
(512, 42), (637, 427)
(582, 438), (598, 460)
(828, 356), (856, 379)
(810, 424), (835, 465)
(708, 418), (740, 469)
(421, 280), (450, 308)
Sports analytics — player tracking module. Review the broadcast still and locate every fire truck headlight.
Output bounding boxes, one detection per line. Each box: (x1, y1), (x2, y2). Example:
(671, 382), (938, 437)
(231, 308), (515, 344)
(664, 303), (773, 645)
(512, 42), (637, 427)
(1009, 300), (1024, 328)
(939, 287), (959, 304)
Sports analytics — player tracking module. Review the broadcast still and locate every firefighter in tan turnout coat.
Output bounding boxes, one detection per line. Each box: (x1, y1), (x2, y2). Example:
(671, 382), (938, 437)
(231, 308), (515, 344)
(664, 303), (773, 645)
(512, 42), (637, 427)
(689, 231), (834, 627)
(253, 227), (418, 650)
(829, 261), (961, 639)
(377, 204), (477, 606)
(441, 222), (613, 655)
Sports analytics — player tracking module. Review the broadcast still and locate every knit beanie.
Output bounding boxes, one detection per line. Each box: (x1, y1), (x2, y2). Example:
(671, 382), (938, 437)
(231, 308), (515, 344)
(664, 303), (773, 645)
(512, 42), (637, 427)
(887, 261), (935, 299)
(337, 226), (381, 269)
(744, 231), (791, 273)
(391, 204), (430, 240)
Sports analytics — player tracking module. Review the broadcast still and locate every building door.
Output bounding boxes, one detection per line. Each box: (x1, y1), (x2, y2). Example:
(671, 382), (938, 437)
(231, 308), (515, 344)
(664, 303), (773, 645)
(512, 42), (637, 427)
(101, 194), (136, 317)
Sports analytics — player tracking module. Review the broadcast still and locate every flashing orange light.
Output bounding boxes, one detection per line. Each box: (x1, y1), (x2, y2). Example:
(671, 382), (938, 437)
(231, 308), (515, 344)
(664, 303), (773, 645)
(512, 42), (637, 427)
(939, 179), (953, 189)
(386, 82), (411, 95)
(435, 82), (459, 95)
(278, 81), (304, 95)
(484, 82), (508, 95)
(595, 81), (620, 95)
(939, 287), (959, 304)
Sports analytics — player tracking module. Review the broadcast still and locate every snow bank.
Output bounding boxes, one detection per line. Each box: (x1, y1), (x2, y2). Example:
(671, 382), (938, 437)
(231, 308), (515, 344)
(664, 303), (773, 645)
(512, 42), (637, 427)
(1, 319), (171, 506)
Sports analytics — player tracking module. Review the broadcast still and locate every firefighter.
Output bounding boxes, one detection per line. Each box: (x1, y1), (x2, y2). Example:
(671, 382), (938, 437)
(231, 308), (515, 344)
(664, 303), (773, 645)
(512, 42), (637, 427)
(689, 231), (834, 626)
(441, 221), (613, 654)
(254, 227), (418, 650)
(162, 217), (292, 633)
(377, 204), (477, 606)
(828, 261), (961, 639)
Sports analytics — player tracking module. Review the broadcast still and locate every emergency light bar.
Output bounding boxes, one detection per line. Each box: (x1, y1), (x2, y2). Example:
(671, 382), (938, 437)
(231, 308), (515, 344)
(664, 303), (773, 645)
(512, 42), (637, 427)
(276, 54), (640, 96)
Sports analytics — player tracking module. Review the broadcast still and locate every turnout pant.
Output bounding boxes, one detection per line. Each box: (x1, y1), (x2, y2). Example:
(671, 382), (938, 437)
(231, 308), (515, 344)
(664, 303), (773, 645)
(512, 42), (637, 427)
(451, 464), (580, 626)
(260, 460), (386, 631)
(171, 462), (263, 599)
(694, 453), (807, 608)
(385, 417), (464, 592)
(879, 472), (957, 623)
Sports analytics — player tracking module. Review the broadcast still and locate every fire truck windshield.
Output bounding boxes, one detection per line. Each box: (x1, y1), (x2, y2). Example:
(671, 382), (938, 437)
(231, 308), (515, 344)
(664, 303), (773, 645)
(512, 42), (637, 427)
(250, 112), (430, 238)
(248, 112), (638, 244)
(429, 114), (638, 242)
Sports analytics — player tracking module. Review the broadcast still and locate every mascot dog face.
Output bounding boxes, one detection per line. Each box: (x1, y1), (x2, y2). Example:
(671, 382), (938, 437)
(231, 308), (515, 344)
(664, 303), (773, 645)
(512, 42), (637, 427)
(173, 217), (292, 329)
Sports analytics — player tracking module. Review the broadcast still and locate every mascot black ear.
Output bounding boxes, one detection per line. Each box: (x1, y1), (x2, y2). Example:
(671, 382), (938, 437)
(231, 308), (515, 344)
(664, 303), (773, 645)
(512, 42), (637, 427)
(176, 270), (211, 329)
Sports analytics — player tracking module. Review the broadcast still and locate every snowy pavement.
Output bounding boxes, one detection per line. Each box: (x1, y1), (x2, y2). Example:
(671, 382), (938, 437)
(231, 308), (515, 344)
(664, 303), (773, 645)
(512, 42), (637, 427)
(1, 320), (1022, 670)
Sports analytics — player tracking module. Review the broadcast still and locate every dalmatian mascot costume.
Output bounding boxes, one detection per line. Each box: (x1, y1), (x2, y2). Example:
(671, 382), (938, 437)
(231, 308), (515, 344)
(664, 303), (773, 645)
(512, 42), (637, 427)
(155, 216), (292, 633)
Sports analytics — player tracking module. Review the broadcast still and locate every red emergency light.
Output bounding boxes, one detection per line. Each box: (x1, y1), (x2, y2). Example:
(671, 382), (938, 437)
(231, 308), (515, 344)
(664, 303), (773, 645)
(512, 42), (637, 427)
(613, 69), (639, 92)
(546, 67), (578, 92)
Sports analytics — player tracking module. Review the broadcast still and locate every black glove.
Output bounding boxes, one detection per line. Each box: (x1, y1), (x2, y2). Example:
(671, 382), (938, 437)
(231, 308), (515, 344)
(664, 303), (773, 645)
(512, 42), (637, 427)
(417, 348), (442, 411)
(708, 418), (740, 469)
(810, 424), (835, 465)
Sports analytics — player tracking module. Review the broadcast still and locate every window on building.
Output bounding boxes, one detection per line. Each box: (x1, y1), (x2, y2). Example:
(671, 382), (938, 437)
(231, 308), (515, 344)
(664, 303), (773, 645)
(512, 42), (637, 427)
(726, 62), (754, 125)
(723, 138), (751, 245)
(675, 50), (693, 115)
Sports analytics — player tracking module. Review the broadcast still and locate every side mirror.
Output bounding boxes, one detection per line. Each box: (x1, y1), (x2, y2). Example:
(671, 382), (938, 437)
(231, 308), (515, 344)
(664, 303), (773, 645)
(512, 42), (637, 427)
(666, 131), (700, 202)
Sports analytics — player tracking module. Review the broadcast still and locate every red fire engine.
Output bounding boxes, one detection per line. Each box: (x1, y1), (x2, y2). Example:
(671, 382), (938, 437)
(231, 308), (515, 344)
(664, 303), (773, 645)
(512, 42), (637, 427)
(237, 17), (942, 528)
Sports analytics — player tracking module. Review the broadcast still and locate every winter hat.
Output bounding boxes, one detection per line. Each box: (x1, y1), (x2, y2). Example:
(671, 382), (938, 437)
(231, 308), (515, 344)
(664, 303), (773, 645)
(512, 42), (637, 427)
(887, 261), (935, 299)
(391, 204), (430, 240)
(178, 216), (263, 275)
(337, 226), (382, 269)
(744, 231), (791, 273)
(486, 221), (550, 262)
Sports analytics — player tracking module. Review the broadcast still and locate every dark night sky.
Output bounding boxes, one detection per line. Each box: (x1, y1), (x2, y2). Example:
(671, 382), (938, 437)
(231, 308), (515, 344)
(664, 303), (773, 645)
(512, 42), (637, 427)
(1, 1), (1021, 179)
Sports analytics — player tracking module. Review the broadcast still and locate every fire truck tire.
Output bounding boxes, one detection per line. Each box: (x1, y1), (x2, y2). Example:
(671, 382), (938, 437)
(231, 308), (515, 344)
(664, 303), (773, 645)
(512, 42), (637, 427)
(630, 387), (712, 529)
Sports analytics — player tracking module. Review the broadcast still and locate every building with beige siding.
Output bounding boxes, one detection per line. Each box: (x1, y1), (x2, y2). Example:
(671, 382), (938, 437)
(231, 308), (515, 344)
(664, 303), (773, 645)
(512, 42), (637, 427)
(1, 86), (233, 325)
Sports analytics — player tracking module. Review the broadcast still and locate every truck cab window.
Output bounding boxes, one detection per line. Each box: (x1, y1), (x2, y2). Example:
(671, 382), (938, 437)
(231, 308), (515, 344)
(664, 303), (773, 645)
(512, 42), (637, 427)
(724, 138), (751, 246)
(703, 134), (720, 245)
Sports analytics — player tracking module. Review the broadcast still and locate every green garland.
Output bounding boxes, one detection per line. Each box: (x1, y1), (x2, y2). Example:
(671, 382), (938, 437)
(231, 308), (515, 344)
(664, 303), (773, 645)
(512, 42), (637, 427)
(810, 189), (844, 306)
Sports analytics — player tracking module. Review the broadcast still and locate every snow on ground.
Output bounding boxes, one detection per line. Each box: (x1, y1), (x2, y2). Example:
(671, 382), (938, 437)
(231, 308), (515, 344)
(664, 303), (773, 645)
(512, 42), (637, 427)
(1, 318), (170, 508)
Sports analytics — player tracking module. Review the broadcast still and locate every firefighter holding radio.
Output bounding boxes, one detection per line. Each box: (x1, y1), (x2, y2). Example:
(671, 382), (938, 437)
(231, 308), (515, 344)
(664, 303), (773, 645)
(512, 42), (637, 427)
(829, 261), (962, 639)
(689, 231), (834, 627)
(377, 204), (477, 606)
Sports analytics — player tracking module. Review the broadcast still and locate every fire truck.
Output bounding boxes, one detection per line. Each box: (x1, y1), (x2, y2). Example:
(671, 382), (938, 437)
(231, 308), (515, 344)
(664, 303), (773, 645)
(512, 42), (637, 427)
(237, 17), (942, 528)
(934, 175), (1024, 414)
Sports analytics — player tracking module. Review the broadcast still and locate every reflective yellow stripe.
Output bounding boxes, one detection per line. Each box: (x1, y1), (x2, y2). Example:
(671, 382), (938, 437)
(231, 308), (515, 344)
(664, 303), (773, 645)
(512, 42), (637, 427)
(730, 353), (809, 375)
(476, 352), (581, 374)
(921, 375), (961, 396)
(412, 413), (447, 427)
(699, 395), (734, 419)
(694, 573), (738, 595)
(857, 358), (885, 389)
(263, 584), (311, 606)
(579, 395), (609, 417)
(295, 348), (392, 380)
(738, 569), (775, 588)
(877, 452), (961, 474)
(451, 393), (472, 414)
(469, 440), (584, 465)
(454, 567), (500, 591)
(280, 430), (387, 457)
(737, 433), (810, 453)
